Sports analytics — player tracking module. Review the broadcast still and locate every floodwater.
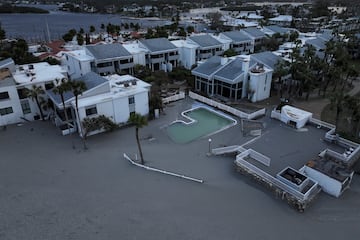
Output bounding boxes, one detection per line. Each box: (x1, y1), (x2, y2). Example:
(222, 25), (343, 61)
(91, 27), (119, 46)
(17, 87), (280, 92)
(0, 4), (171, 42)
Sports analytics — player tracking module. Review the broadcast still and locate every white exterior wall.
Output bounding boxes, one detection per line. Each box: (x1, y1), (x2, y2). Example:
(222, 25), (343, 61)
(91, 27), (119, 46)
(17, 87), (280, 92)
(177, 46), (196, 70)
(64, 54), (92, 79)
(75, 89), (149, 136)
(0, 85), (23, 126)
(132, 52), (146, 66)
(304, 166), (342, 197)
(249, 70), (272, 102)
(134, 91), (149, 115)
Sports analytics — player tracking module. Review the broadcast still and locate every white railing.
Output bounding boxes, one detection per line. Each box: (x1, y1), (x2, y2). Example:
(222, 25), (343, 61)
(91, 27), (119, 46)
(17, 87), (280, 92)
(211, 145), (245, 155)
(162, 91), (185, 104)
(189, 91), (265, 120)
(124, 153), (204, 183)
(309, 117), (335, 130)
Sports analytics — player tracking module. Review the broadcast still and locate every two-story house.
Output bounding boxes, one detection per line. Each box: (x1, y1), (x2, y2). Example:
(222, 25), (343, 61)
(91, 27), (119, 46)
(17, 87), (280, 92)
(241, 28), (267, 51)
(188, 34), (224, 61)
(85, 43), (134, 76)
(46, 72), (151, 136)
(139, 38), (179, 72)
(218, 31), (254, 55)
(191, 51), (280, 102)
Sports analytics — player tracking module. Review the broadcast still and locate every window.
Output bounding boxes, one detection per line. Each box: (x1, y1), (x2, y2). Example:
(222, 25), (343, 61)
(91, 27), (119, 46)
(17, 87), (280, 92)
(85, 106), (97, 116)
(21, 100), (31, 114)
(79, 62), (82, 70)
(0, 92), (9, 100)
(17, 88), (28, 99)
(128, 96), (135, 104)
(0, 107), (13, 116)
(97, 62), (112, 68)
(45, 82), (54, 90)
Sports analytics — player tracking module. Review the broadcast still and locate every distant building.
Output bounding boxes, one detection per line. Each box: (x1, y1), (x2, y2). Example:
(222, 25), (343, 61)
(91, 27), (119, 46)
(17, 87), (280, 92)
(218, 31), (254, 55)
(241, 28), (267, 50)
(85, 43), (134, 76)
(268, 15), (293, 27)
(139, 38), (179, 72)
(188, 34), (224, 61)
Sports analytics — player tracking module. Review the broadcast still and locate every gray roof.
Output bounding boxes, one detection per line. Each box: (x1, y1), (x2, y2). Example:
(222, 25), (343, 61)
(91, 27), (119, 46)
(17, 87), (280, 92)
(189, 35), (222, 48)
(306, 38), (326, 50)
(264, 25), (289, 35)
(0, 58), (14, 68)
(250, 51), (281, 69)
(221, 31), (252, 43)
(0, 77), (15, 88)
(47, 72), (108, 106)
(86, 44), (132, 60)
(214, 58), (244, 83)
(241, 28), (266, 38)
(191, 56), (224, 77)
(140, 38), (177, 52)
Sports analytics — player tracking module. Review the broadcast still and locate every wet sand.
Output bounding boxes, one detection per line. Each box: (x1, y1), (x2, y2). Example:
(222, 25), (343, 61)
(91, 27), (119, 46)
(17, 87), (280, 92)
(0, 98), (359, 239)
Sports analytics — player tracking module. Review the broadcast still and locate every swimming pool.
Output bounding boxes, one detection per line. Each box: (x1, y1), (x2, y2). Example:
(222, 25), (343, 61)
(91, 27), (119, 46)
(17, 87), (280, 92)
(167, 107), (237, 143)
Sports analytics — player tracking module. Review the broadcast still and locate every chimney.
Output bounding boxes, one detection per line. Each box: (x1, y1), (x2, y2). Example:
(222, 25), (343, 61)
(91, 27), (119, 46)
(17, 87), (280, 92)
(221, 56), (228, 65)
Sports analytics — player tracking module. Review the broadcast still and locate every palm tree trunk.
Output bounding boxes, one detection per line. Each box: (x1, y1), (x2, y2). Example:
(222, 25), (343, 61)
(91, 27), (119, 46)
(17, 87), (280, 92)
(135, 127), (144, 164)
(35, 97), (45, 120)
(335, 104), (342, 133)
(60, 94), (71, 131)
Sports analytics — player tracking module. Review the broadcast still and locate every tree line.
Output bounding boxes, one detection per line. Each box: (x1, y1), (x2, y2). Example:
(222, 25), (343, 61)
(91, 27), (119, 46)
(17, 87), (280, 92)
(273, 32), (360, 140)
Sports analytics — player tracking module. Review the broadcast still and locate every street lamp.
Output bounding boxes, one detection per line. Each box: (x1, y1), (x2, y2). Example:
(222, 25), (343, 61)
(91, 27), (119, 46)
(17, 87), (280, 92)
(208, 138), (212, 154)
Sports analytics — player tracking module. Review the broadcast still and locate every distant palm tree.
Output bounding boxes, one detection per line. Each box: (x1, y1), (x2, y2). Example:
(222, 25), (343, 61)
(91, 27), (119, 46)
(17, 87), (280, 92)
(53, 79), (71, 130)
(27, 85), (45, 120)
(128, 113), (148, 165)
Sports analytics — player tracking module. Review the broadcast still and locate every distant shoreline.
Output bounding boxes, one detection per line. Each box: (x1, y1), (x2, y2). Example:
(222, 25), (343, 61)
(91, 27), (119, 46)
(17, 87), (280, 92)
(0, 4), (49, 14)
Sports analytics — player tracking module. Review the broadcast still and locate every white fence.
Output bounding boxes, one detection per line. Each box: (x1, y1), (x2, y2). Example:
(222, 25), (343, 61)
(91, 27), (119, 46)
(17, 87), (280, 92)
(309, 117), (335, 130)
(162, 91), (185, 104)
(124, 153), (204, 183)
(211, 145), (246, 155)
(189, 91), (265, 120)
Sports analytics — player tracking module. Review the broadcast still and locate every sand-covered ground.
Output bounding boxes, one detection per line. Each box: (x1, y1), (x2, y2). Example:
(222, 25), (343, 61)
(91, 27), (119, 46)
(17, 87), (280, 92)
(1, 98), (359, 240)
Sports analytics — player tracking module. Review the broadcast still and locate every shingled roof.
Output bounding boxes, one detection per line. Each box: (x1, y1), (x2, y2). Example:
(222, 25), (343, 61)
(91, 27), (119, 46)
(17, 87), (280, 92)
(139, 38), (177, 53)
(86, 43), (132, 60)
(189, 35), (222, 48)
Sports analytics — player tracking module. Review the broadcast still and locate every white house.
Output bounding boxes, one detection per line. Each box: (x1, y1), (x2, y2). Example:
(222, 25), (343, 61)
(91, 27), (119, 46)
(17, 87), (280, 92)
(85, 43), (135, 76)
(188, 34), (224, 62)
(139, 38), (179, 72)
(11, 62), (67, 122)
(218, 31), (254, 55)
(46, 72), (151, 136)
(63, 49), (94, 79)
(0, 61), (22, 126)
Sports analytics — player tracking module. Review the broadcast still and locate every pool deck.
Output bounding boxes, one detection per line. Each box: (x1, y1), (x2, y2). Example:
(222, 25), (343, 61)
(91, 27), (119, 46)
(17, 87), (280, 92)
(0, 97), (360, 239)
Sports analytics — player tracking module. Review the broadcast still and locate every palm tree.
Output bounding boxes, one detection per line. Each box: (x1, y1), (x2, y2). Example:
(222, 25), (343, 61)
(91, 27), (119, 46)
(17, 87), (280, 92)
(69, 80), (87, 137)
(128, 113), (148, 165)
(53, 79), (71, 130)
(27, 85), (45, 120)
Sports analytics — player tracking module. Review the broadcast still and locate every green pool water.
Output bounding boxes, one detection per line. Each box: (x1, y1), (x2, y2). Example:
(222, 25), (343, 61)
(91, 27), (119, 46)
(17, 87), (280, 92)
(167, 107), (236, 144)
